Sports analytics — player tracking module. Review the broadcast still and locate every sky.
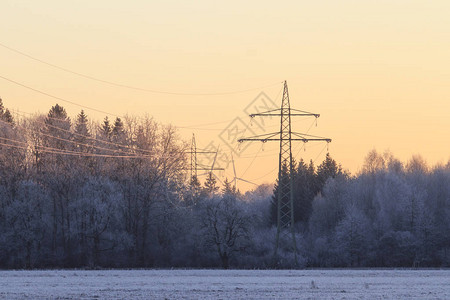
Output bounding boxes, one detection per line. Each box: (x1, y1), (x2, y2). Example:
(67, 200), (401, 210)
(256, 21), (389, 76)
(1, 0), (449, 191)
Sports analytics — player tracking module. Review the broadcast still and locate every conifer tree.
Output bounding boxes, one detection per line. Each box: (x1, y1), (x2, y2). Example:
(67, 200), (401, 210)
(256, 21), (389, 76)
(112, 117), (125, 143)
(100, 116), (112, 139)
(222, 178), (238, 196)
(190, 174), (201, 190)
(112, 117), (124, 136)
(74, 110), (90, 146)
(75, 110), (89, 136)
(0, 97), (15, 126)
(42, 104), (71, 156)
(204, 172), (219, 196)
(270, 162), (290, 225)
(292, 158), (317, 223)
(316, 153), (344, 187)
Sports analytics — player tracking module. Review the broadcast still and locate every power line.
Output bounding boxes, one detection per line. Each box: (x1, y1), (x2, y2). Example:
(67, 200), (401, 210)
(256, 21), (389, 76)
(240, 144), (263, 178)
(0, 135), (141, 158)
(0, 75), (121, 117)
(7, 112), (153, 156)
(0, 42), (280, 96)
(10, 111), (219, 165)
(2, 115), (191, 164)
(0, 139), (147, 159)
(313, 144), (329, 163)
(1, 74), (283, 131)
(13, 110), (158, 155)
(249, 166), (278, 182)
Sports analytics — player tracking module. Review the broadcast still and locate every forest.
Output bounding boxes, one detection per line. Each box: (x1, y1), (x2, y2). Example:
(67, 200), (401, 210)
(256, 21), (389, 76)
(0, 99), (449, 269)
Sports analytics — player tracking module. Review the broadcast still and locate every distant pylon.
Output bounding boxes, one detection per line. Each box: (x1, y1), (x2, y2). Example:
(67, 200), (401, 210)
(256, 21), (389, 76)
(189, 134), (224, 185)
(190, 134), (197, 184)
(238, 81), (331, 265)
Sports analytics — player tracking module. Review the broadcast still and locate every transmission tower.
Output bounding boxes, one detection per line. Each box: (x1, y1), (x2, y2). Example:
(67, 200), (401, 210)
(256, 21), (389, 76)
(238, 81), (331, 264)
(190, 134), (198, 183)
(189, 133), (223, 184)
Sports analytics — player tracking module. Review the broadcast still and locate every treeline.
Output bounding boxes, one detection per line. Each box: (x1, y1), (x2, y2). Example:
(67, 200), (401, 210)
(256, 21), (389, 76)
(0, 99), (449, 269)
(303, 151), (450, 267)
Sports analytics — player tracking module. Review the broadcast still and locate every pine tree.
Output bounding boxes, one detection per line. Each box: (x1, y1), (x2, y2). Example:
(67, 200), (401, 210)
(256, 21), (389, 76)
(43, 104), (71, 151)
(222, 178), (237, 196)
(75, 110), (89, 136)
(316, 153), (344, 187)
(190, 174), (201, 190)
(0, 97), (15, 126)
(74, 110), (90, 146)
(204, 172), (219, 196)
(112, 117), (125, 144)
(100, 116), (112, 139)
(270, 162), (290, 225)
(2, 109), (14, 126)
(187, 174), (202, 205)
(112, 117), (124, 136)
(292, 158), (317, 223)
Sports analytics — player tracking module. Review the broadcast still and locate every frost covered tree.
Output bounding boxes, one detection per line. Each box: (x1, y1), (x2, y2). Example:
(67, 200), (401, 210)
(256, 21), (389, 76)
(201, 194), (250, 269)
(70, 177), (124, 267)
(99, 116), (112, 140)
(1, 104), (450, 270)
(203, 172), (219, 196)
(0, 97), (15, 126)
(334, 205), (372, 266)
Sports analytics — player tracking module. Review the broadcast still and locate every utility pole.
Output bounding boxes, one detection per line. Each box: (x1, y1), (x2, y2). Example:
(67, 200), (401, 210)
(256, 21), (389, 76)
(238, 81), (331, 265)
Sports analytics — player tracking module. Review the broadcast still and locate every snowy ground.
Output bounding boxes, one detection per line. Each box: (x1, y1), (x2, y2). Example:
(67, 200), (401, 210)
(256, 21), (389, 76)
(0, 269), (449, 299)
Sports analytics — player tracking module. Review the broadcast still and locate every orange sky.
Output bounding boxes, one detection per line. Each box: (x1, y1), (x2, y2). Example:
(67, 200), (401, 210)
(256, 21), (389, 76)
(1, 1), (449, 191)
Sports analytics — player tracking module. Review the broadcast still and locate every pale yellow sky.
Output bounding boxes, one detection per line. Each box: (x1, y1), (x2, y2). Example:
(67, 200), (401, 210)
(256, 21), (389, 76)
(1, 1), (449, 190)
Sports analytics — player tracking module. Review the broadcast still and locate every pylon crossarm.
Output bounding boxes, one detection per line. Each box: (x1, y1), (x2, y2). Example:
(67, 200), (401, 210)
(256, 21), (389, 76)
(250, 109), (319, 118)
(240, 138), (331, 142)
(291, 132), (332, 142)
(250, 108), (281, 117)
(237, 132), (280, 143)
(251, 113), (319, 117)
(290, 108), (320, 117)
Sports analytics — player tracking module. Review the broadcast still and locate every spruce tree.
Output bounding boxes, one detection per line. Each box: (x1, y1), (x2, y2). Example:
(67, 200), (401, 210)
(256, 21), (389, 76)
(0, 97), (15, 126)
(100, 116), (112, 139)
(73, 110), (92, 155)
(112, 117), (124, 136)
(270, 162), (290, 225)
(43, 103), (71, 150)
(316, 153), (344, 187)
(292, 159), (317, 223)
(204, 172), (219, 196)
(75, 110), (89, 135)
(190, 174), (201, 190)
(222, 178), (237, 195)
(112, 117), (125, 143)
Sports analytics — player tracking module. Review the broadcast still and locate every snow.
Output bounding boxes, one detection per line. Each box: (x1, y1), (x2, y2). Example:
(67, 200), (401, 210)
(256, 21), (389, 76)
(0, 269), (449, 299)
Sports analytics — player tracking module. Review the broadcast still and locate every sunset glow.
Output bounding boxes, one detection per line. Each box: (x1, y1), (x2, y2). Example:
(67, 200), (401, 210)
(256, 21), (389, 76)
(1, 0), (449, 190)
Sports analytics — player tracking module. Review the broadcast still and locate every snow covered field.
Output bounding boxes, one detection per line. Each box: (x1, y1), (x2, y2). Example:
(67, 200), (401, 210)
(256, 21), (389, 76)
(0, 269), (449, 299)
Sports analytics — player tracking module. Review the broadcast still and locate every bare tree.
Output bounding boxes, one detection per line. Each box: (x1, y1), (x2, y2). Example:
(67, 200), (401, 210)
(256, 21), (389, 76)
(201, 195), (250, 269)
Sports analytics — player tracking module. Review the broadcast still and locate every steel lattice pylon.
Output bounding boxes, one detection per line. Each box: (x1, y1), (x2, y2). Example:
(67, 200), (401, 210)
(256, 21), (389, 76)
(190, 134), (197, 183)
(188, 134), (223, 185)
(238, 80), (331, 265)
(276, 81), (297, 259)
